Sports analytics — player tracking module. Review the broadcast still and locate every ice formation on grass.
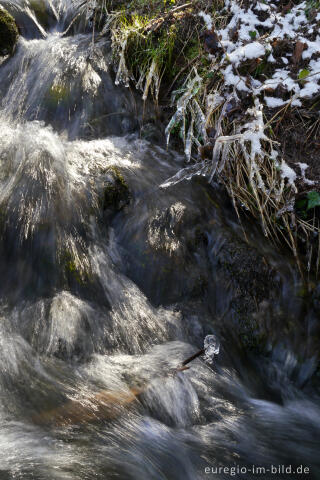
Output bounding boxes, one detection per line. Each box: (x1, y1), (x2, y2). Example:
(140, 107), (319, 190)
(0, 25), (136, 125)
(165, 68), (204, 162)
(164, 0), (320, 196)
(114, 36), (130, 87)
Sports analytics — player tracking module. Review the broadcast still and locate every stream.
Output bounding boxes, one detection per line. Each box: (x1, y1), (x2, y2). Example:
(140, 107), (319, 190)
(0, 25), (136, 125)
(0, 1), (320, 479)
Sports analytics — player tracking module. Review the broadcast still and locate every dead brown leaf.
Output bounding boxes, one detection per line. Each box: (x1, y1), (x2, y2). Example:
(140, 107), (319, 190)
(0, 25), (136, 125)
(292, 40), (307, 65)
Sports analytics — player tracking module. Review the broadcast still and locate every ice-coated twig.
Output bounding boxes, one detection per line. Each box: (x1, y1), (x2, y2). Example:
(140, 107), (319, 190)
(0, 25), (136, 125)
(203, 335), (220, 364)
(176, 334), (221, 372)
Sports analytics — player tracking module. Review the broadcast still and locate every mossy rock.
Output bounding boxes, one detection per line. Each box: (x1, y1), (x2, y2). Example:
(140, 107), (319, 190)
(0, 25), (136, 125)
(29, 0), (50, 29)
(45, 83), (70, 108)
(61, 250), (92, 286)
(0, 8), (19, 56)
(103, 167), (130, 212)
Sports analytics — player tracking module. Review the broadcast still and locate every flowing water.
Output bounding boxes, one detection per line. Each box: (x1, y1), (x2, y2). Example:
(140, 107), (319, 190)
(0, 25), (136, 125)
(0, 1), (320, 479)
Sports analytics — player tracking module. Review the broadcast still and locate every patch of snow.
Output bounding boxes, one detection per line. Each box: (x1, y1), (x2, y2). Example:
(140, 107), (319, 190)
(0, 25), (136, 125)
(300, 81), (320, 98)
(264, 96), (286, 107)
(296, 162), (315, 185)
(228, 42), (265, 66)
(281, 160), (296, 185)
(303, 37), (320, 59)
(242, 99), (268, 158)
(271, 3), (308, 40)
(254, 2), (270, 12)
(297, 162), (309, 175)
(198, 12), (213, 30)
(259, 70), (299, 95)
(215, 0), (320, 103)
(223, 64), (249, 91)
(292, 99), (302, 107)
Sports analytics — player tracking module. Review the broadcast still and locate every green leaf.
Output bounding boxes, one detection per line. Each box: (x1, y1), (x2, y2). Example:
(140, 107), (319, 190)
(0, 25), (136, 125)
(298, 69), (310, 80)
(295, 198), (307, 210)
(249, 30), (257, 39)
(307, 191), (320, 210)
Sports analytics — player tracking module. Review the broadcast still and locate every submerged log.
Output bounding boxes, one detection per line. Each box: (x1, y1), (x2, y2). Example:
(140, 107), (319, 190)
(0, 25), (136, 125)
(33, 387), (142, 427)
(33, 348), (208, 427)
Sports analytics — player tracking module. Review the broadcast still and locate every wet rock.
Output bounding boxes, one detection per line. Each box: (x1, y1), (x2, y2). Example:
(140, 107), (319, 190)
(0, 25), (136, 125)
(147, 201), (279, 352)
(140, 123), (162, 143)
(217, 234), (273, 304)
(145, 190), (278, 336)
(148, 202), (187, 257)
(0, 7), (19, 56)
(103, 167), (130, 212)
(122, 197), (212, 305)
(29, 0), (53, 30)
(213, 230), (279, 351)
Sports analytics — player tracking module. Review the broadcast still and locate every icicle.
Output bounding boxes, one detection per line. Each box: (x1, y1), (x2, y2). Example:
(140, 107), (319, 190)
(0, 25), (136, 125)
(184, 117), (194, 162)
(192, 99), (207, 144)
(165, 109), (184, 147)
(115, 37), (129, 87)
(160, 161), (208, 189)
(142, 59), (159, 101)
(218, 142), (230, 174)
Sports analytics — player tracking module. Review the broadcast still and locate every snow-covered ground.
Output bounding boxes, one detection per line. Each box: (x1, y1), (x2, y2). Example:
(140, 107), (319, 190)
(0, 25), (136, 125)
(215, 0), (320, 105)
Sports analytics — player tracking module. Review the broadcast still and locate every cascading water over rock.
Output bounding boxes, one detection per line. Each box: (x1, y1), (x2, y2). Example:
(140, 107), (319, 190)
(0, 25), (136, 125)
(0, 1), (319, 479)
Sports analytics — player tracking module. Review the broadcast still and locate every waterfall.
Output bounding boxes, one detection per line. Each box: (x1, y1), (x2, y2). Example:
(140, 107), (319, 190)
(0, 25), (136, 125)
(0, 1), (319, 478)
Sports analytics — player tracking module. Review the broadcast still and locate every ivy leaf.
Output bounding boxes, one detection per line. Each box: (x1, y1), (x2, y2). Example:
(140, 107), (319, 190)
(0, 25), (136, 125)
(249, 30), (257, 39)
(298, 69), (310, 80)
(307, 191), (320, 210)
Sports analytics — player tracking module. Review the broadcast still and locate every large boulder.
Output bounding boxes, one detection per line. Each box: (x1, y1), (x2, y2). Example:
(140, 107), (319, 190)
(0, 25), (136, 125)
(0, 7), (19, 56)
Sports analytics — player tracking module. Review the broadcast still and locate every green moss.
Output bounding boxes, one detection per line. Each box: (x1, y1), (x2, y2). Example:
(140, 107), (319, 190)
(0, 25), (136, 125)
(106, 0), (173, 15)
(185, 40), (201, 61)
(109, 0), (206, 97)
(0, 8), (19, 56)
(117, 15), (180, 86)
(103, 167), (130, 211)
(61, 251), (91, 285)
(45, 83), (70, 108)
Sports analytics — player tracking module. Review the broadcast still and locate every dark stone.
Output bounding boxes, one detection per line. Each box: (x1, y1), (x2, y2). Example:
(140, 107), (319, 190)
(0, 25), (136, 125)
(103, 167), (130, 212)
(0, 8), (19, 56)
